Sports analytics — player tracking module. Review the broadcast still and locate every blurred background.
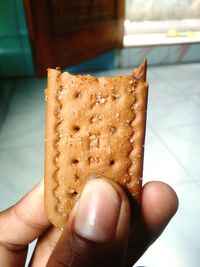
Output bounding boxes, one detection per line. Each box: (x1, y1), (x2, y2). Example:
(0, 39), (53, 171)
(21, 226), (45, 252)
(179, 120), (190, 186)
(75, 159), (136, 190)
(0, 1), (200, 266)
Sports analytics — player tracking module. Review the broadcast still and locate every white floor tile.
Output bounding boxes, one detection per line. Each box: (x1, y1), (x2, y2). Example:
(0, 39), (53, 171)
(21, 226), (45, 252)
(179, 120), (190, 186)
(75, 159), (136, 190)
(143, 126), (190, 186)
(147, 79), (200, 129)
(0, 145), (43, 210)
(135, 182), (200, 267)
(0, 80), (13, 129)
(196, 182), (200, 190)
(8, 78), (46, 115)
(149, 64), (200, 103)
(153, 124), (200, 183)
(0, 79), (46, 149)
(0, 110), (45, 149)
(151, 63), (200, 85)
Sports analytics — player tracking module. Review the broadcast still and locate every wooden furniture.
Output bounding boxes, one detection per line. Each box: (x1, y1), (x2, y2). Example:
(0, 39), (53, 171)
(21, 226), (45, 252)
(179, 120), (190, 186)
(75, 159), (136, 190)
(24, 0), (125, 76)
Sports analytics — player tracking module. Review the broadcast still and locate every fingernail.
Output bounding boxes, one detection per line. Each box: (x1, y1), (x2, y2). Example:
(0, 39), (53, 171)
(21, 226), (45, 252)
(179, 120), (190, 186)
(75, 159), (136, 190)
(74, 177), (121, 242)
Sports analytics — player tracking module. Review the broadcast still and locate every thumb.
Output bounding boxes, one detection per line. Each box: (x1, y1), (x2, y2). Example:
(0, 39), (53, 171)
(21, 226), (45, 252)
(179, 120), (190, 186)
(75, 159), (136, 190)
(47, 176), (130, 267)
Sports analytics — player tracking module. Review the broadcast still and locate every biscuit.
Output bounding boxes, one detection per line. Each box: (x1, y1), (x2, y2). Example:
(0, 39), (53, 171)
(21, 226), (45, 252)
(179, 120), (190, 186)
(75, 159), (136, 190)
(45, 60), (148, 228)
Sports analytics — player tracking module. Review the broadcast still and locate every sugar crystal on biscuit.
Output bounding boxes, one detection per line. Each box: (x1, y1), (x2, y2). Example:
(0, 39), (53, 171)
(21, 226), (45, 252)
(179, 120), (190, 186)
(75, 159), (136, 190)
(96, 96), (106, 104)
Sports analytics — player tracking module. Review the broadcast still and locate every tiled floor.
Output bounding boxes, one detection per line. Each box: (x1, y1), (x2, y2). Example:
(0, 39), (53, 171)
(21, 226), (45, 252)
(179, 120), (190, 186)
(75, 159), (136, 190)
(0, 63), (200, 266)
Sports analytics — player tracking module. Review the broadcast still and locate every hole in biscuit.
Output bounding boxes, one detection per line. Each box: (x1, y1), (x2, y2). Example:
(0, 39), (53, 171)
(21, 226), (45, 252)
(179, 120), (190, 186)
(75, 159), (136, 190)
(74, 174), (80, 181)
(73, 91), (80, 98)
(87, 157), (94, 165)
(71, 159), (79, 164)
(72, 125), (80, 132)
(68, 189), (78, 195)
(111, 92), (121, 100)
(109, 159), (115, 165)
(90, 116), (94, 123)
(111, 127), (117, 133)
(89, 102), (96, 109)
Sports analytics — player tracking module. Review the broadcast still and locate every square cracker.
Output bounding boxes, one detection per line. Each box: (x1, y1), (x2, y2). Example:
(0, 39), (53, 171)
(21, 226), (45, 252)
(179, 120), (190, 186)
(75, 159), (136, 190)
(45, 61), (148, 228)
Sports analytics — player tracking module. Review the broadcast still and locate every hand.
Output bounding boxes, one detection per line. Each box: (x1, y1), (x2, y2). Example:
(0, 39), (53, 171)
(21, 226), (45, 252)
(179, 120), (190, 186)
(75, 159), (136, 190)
(0, 177), (178, 267)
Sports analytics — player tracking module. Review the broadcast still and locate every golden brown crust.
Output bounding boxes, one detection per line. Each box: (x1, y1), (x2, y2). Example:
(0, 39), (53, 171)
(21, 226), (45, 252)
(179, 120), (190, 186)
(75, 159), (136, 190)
(45, 61), (148, 228)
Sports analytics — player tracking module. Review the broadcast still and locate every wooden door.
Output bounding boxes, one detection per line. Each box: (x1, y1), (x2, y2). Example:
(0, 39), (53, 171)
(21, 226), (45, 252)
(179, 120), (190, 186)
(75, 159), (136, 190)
(24, 0), (125, 76)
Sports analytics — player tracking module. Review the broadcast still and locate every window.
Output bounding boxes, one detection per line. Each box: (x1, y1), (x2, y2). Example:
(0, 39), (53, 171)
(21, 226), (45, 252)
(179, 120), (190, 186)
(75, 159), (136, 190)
(124, 0), (200, 46)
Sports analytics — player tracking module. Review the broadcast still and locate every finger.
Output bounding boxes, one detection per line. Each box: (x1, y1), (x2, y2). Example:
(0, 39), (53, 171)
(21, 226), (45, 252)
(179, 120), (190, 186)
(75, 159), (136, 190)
(142, 181), (179, 235)
(47, 177), (130, 267)
(0, 179), (50, 267)
(126, 181), (179, 266)
(29, 178), (130, 266)
(28, 226), (62, 267)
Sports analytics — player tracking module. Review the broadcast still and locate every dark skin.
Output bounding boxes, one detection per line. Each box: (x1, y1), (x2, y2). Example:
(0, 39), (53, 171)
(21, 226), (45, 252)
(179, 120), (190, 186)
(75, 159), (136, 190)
(0, 177), (178, 267)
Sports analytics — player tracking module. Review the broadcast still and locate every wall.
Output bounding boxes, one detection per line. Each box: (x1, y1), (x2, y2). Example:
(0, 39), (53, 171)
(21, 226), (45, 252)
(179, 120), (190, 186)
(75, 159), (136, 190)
(126, 0), (200, 20)
(0, 1), (200, 77)
(0, 0), (34, 77)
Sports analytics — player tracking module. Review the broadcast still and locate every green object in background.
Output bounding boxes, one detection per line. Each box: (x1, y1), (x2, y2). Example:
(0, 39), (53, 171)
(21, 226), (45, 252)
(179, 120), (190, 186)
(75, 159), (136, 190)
(0, 1), (18, 36)
(0, 0), (34, 77)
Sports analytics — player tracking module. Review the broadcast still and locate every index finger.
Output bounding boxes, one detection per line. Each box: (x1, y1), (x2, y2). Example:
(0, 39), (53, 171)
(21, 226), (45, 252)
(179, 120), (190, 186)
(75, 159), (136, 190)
(0, 179), (50, 245)
(0, 179), (50, 266)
